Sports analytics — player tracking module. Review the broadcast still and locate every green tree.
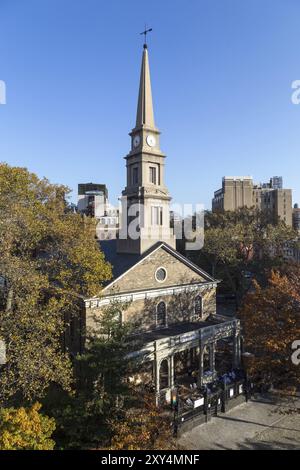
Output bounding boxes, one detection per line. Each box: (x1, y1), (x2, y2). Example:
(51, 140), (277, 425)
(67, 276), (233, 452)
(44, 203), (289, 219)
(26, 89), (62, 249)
(190, 208), (298, 304)
(78, 300), (133, 415)
(48, 301), (134, 449)
(0, 402), (56, 450)
(0, 163), (112, 404)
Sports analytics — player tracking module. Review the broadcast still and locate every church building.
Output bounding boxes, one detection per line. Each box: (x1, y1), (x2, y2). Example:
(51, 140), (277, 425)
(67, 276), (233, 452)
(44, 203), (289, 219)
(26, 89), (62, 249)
(84, 43), (241, 405)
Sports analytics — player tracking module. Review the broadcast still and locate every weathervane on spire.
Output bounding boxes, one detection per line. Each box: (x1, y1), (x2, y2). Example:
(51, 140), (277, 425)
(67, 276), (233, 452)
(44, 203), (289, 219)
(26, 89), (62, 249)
(140, 26), (152, 49)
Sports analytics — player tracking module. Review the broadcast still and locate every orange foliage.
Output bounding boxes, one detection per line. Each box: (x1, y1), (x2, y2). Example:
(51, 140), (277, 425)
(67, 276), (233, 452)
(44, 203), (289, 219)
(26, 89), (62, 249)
(239, 270), (300, 389)
(106, 393), (176, 450)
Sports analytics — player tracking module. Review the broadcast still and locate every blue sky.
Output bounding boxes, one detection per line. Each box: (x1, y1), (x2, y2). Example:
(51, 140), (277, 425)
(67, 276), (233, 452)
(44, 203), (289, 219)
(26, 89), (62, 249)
(0, 0), (300, 209)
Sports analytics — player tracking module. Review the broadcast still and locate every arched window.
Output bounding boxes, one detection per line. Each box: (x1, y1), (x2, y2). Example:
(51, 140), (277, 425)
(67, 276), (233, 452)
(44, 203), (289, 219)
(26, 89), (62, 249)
(194, 295), (203, 318)
(156, 301), (167, 327)
(159, 359), (169, 390)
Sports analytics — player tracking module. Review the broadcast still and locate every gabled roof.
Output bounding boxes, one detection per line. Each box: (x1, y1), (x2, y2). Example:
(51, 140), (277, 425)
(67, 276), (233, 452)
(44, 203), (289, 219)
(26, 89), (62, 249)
(99, 240), (218, 294)
(99, 239), (141, 281)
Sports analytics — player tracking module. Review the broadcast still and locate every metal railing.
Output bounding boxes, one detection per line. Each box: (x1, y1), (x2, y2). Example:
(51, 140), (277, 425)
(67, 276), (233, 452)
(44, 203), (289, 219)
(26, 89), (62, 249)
(173, 377), (250, 436)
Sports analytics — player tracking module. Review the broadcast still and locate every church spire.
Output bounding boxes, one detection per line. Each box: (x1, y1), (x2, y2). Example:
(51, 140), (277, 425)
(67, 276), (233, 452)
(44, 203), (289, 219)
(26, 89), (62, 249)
(117, 40), (176, 255)
(136, 45), (155, 129)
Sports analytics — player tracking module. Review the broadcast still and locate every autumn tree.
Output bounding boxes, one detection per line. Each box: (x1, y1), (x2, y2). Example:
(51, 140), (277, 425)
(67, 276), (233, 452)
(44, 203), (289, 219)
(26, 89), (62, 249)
(0, 403), (56, 450)
(0, 163), (112, 404)
(108, 390), (175, 451)
(239, 270), (300, 390)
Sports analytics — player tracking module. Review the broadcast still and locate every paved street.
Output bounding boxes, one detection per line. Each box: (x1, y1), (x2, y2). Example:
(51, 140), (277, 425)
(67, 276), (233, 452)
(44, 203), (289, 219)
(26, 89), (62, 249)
(178, 394), (300, 450)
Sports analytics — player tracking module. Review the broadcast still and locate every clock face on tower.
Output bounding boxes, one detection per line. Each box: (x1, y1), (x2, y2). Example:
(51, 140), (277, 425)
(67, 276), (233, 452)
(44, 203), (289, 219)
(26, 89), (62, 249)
(146, 134), (156, 147)
(133, 135), (141, 148)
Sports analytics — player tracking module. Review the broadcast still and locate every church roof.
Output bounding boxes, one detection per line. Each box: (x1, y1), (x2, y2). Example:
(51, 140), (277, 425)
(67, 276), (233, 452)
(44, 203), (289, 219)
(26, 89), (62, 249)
(99, 239), (141, 281)
(99, 239), (218, 293)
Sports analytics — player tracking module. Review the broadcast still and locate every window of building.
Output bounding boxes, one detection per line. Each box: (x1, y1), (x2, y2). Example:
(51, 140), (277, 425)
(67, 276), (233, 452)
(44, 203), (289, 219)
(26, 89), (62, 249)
(149, 166), (157, 184)
(155, 267), (167, 282)
(132, 167), (138, 185)
(151, 206), (163, 225)
(156, 301), (167, 327)
(194, 295), (203, 318)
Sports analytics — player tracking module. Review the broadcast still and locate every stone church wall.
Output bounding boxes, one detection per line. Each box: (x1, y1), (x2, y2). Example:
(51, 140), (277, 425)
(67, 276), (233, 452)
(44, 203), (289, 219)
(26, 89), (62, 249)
(86, 287), (216, 334)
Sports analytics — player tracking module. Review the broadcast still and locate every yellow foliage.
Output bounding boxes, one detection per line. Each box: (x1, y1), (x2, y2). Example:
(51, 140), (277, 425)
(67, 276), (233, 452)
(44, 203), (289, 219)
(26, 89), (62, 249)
(0, 164), (112, 402)
(0, 403), (56, 450)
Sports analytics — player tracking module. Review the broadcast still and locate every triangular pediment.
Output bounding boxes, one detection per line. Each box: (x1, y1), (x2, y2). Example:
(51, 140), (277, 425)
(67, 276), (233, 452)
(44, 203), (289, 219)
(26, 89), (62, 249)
(102, 242), (217, 296)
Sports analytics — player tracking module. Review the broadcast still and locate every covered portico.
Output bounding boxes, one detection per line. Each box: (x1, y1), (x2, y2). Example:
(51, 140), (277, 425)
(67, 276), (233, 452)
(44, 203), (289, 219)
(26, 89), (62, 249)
(129, 316), (241, 405)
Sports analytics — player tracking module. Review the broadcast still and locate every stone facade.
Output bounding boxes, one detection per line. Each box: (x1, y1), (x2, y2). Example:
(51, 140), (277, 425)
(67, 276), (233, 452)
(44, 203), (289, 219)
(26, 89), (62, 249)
(87, 287), (216, 333)
(105, 245), (207, 294)
(85, 244), (217, 333)
(83, 241), (239, 406)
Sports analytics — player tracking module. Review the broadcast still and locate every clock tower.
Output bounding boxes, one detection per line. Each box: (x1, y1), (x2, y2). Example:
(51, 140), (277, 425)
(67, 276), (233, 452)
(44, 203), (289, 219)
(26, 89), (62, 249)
(117, 44), (176, 254)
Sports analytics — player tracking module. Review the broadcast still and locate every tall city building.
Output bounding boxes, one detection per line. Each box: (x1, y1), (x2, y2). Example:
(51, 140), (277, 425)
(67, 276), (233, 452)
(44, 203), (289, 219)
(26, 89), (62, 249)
(212, 176), (292, 226)
(77, 183), (108, 218)
(212, 177), (253, 212)
(270, 176), (283, 190)
(77, 183), (119, 239)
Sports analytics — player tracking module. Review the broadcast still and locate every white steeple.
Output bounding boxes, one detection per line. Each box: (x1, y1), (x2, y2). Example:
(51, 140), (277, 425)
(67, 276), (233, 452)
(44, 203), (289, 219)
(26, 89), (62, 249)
(117, 44), (176, 255)
(136, 45), (156, 129)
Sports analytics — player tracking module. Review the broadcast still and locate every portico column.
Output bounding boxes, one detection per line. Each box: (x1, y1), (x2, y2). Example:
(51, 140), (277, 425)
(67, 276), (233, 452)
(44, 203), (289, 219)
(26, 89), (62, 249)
(209, 342), (215, 373)
(233, 334), (241, 368)
(169, 355), (174, 389)
(155, 358), (160, 406)
(187, 349), (192, 369)
(237, 335), (241, 366)
(197, 345), (204, 387)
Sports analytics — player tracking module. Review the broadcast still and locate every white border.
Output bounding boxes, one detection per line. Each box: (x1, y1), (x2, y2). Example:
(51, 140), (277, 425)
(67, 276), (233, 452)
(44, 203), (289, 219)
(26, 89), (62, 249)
(85, 281), (218, 308)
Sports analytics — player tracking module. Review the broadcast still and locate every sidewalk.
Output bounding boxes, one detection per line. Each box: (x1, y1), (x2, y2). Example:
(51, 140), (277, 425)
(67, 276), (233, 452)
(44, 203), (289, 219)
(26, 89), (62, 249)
(178, 394), (300, 450)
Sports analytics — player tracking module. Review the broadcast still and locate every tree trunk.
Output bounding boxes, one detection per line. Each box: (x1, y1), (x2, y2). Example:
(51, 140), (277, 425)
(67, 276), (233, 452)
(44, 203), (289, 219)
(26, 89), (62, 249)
(5, 286), (13, 313)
